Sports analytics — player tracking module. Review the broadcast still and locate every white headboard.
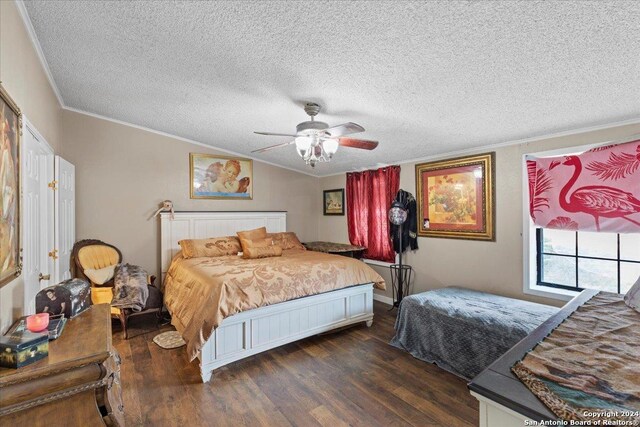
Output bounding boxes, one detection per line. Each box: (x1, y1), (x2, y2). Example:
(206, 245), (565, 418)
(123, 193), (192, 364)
(160, 211), (286, 276)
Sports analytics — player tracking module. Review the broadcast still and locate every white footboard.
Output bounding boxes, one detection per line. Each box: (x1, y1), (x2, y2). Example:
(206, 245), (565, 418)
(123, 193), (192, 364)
(198, 283), (374, 382)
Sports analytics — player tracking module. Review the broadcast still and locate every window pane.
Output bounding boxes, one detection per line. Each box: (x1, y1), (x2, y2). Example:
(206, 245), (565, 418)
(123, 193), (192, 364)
(578, 259), (617, 292)
(542, 255), (576, 287)
(620, 234), (640, 262)
(621, 262), (640, 294)
(577, 231), (617, 259)
(542, 229), (575, 255)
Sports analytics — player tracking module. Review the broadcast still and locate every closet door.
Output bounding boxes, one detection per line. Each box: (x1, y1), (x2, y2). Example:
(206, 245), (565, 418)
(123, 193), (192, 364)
(54, 156), (75, 282)
(21, 124), (54, 314)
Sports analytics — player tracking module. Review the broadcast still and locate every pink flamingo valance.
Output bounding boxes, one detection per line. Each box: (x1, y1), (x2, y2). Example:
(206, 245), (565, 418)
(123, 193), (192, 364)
(526, 139), (640, 233)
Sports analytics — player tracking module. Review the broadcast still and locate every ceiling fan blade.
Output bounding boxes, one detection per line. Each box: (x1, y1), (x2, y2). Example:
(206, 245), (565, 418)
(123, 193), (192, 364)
(254, 131), (298, 137)
(251, 140), (295, 153)
(323, 122), (365, 137)
(338, 137), (379, 150)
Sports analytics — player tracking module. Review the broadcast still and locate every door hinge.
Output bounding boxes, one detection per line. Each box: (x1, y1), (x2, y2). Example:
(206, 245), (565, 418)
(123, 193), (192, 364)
(48, 180), (58, 191)
(48, 249), (58, 260)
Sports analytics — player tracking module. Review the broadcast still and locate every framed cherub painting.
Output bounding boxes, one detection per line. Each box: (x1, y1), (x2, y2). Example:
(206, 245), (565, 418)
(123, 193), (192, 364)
(1, 84), (22, 287)
(190, 154), (253, 200)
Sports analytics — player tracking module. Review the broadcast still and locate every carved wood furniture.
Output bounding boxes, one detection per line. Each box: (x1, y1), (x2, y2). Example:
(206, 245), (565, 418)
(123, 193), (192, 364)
(160, 211), (375, 382)
(0, 304), (124, 426)
(72, 239), (162, 339)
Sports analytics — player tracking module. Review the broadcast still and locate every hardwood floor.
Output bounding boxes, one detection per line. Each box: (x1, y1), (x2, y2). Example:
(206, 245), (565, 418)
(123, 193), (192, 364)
(113, 301), (479, 426)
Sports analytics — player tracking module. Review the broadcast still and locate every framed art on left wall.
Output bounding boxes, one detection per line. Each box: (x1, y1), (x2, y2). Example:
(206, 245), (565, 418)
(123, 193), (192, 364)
(0, 84), (22, 287)
(190, 153), (253, 200)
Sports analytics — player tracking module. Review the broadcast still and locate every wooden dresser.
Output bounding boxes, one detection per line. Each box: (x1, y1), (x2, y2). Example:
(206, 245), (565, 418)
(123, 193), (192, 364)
(0, 304), (124, 426)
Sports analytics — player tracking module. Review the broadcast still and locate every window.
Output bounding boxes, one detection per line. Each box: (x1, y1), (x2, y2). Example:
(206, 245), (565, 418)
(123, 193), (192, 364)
(536, 229), (640, 294)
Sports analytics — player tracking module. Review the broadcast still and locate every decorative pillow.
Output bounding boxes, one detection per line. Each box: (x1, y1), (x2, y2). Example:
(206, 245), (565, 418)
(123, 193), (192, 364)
(267, 232), (306, 250)
(84, 264), (116, 285)
(624, 274), (640, 313)
(179, 236), (241, 259)
(237, 227), (268, 252)
(243, 243), (283, 259)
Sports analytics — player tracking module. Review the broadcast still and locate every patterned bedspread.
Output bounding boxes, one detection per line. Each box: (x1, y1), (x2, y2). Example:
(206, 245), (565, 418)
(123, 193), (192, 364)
(164, 249), (385, 361)
(512, 292), (640, 424)
(390, 287), (558, 379)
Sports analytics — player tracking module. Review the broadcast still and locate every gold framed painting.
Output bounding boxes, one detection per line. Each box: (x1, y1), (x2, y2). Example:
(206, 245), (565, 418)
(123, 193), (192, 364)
(190, 153), (253, 199)
(1, 84), (23, 287)
(323, 188), (345, 215)
(415, 152), (495, 241)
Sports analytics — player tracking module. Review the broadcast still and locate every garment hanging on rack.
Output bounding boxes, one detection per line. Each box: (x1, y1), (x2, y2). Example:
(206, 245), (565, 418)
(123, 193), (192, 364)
(391, 189), (418, 253)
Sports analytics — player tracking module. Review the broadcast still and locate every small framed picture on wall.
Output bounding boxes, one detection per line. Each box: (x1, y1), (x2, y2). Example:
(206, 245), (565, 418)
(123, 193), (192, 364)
(323, 189), (345, 215)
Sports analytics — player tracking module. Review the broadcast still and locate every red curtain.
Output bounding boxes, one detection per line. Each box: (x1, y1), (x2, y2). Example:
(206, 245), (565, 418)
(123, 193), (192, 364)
(347, 165), (401, 262)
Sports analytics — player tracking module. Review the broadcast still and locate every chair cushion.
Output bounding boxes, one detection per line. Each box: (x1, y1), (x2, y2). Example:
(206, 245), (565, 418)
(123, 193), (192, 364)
(92, 286), (114, 305)
(78, 245), (120, 270)
(84, 265), (116, 285)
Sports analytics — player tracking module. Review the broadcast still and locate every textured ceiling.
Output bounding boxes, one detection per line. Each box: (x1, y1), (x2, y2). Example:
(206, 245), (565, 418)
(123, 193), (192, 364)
(23, 0), (640, 176)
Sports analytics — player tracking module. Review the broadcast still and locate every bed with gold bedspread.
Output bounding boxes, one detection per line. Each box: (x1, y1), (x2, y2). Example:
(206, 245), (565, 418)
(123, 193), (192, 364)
(164, 249), (385, 361)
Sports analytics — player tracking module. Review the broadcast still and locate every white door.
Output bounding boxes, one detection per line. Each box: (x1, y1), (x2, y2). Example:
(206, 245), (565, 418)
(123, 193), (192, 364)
(54, 156), (75, 282)
(21, 122), (55, 314)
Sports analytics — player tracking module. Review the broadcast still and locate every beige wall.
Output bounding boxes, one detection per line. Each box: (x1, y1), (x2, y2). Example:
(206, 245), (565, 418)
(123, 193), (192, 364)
(318, 123), (640, 307)
(0, 2), (62, 151)
(0, 1), (64, 332)
(61, 110), (320, 280)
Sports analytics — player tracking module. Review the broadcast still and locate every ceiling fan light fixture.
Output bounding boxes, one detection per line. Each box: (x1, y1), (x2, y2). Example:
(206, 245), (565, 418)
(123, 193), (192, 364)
(323, 139), (339, 157)
(252, 103), (378, 167)
(295, 136), (312, 157)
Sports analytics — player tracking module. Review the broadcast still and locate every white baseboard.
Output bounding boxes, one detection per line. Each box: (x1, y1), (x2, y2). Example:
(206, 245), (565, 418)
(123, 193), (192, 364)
(373, 293), (394, 306)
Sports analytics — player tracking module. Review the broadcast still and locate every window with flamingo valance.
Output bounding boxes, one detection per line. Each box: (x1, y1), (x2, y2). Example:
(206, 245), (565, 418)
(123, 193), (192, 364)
(526, 138), (640, 233)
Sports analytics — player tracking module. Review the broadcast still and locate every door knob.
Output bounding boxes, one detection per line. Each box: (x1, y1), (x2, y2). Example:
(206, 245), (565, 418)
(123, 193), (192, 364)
(38, 273), (51, 281)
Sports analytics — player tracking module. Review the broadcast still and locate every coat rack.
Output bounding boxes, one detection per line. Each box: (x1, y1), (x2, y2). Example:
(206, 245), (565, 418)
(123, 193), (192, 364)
(388, 200), (413, 308)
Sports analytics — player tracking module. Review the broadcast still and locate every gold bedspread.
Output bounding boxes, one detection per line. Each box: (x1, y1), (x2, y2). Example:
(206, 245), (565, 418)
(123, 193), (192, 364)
(164, 249), (385, 360)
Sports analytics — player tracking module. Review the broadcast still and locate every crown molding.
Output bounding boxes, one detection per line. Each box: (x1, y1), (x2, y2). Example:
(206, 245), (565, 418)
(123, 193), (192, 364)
(16, 0), (317, 178)
(15, 0), (65, 108)
(317, 117), (640, 178)
(62, 107), (319, 178)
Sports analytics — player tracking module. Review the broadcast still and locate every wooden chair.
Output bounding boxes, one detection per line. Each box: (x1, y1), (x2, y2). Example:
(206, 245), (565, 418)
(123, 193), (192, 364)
(71, 239), (162, 338)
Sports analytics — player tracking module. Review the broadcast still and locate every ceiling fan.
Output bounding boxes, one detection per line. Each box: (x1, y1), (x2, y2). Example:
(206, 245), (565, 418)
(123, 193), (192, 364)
(252, 102), (378, 167)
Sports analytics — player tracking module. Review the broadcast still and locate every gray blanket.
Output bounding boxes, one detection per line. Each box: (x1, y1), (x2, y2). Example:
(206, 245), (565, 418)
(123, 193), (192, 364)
(112, 263), (149, 312)
(390, 287), (558, 380)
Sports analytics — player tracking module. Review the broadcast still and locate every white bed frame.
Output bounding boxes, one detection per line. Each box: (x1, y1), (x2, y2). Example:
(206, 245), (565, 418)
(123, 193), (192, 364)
(160, 211), (374, 382)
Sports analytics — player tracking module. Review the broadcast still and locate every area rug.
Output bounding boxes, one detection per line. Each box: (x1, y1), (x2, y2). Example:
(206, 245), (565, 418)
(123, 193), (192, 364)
(153, 331), (186, 349)
(512, 292), (640, 425)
